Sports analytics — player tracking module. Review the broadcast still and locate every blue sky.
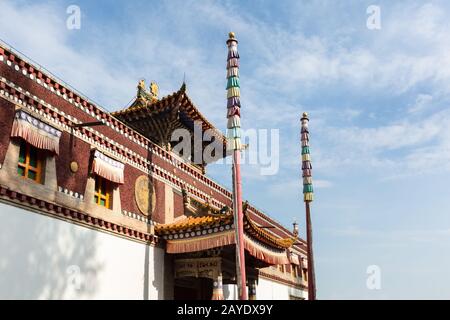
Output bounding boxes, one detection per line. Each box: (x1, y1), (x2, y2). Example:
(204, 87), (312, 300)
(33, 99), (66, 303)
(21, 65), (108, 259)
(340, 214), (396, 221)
(1, 0), (450, 299)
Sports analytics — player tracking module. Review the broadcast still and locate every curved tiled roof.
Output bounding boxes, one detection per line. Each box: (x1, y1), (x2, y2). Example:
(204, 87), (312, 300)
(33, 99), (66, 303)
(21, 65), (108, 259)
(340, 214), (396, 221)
(155, 211), (296, 250)
(112, 83), (227, 149)
(243, 213), (296, 249)
(155, 213), (233, 234)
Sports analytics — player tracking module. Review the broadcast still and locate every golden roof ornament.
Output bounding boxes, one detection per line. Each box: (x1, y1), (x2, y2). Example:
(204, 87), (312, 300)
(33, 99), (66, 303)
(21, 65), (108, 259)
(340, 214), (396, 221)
(150, 82), (159, 98)
(138, 79), (146, 90)
(134, 79), (158, 104)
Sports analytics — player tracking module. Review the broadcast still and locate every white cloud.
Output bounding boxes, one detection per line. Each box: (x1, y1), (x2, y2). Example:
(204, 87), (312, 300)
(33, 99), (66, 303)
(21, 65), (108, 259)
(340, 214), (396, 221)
(408, 94), (433, 114)
(309, 104), (450, 178)
(0, 1), (138, 110)
(236, 2), (450, 98)
(328, 226), (450, 245)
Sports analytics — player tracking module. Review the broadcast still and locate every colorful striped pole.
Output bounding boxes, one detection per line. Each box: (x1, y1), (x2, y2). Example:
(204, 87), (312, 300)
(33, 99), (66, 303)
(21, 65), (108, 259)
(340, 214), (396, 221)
(301, 112), (316, 300)
(226, 32), (247, 300)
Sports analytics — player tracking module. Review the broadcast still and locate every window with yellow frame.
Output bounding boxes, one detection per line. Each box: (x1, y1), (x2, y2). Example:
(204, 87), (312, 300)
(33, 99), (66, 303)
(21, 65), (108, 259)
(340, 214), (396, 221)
(94, 175), (113, 209)
(17, 140), (45, 184)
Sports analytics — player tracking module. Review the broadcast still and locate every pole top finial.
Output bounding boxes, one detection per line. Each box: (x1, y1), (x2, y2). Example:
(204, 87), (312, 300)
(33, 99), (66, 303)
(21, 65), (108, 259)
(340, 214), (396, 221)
(301, 112), (309, 120)
(227, 31), (238, 44)
(293, 220), (299, 236)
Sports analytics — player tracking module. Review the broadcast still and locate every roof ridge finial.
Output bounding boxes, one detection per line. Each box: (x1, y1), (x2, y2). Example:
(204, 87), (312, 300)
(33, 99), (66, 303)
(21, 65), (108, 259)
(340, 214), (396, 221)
(180, 82), (186, 93)
(149, 81), (159, 99)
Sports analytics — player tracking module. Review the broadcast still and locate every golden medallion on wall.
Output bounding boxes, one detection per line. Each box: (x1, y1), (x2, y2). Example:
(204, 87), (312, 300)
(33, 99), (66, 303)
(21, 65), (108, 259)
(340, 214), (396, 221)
(135, 175), (156, 216)
(70, 161), (79, 173)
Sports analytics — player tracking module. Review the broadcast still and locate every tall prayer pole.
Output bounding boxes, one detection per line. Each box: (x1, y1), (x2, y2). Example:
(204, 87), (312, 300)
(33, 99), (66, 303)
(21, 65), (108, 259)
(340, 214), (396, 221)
(226, 32), (247, 300)
(301, 112), (317, 300)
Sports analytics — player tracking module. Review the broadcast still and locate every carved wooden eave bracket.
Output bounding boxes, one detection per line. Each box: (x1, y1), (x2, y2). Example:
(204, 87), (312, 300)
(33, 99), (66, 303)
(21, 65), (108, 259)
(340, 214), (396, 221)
(182, 188), (230, 217)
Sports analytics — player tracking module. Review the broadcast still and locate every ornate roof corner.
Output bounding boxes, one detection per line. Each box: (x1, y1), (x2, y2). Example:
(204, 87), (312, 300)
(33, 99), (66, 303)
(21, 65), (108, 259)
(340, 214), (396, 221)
(243, 213), (297, 249)
(135, 79), (158, 106)
(111, 81), (228, 162)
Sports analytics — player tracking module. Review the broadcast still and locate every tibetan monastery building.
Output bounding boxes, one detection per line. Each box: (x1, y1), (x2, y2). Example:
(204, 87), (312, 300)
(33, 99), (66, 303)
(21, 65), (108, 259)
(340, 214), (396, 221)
(0, 40), (308, 300)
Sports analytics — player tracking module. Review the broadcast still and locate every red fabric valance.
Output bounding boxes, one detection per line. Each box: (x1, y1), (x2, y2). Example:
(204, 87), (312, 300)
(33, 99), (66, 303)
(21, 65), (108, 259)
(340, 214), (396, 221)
(165, 230), (290, 265)
(166, 231), (235, 254)
(92, 150), (124, 184)
(244, 234), (290, 265)
(11, 110), (62, 155)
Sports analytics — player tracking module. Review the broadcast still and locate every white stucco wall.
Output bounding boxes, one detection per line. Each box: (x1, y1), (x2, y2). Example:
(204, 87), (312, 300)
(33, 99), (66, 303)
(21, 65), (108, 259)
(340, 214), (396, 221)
(0, 201), (172, 300)
(223, 280), (306, 300)
(256, 278), (307, 300)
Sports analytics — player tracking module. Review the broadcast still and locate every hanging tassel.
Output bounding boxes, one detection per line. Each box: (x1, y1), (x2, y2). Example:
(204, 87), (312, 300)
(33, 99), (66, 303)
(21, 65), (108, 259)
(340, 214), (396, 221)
(227, 115), (241, 128)
(227, 127), (241, 139)
(303, 176), (312, 184)
(228, 50), (240, 59)
(304, 192), (314, 202)
(302, 153), (311, 161)
(227, 87), (240, 98)
(227, 106), (241, 117)
(226, 76), (240, 89)
(302, 161), (312, 170)
(227, 67), (239, 78)
(227, 58), (239, 68)
(227, 97), (241, 108)
(227, 138), (242, 151)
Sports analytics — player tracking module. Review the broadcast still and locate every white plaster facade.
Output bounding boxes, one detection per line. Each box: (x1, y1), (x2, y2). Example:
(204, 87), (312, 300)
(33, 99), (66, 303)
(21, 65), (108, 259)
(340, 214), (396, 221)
(223, 281), (306, 300)
(257, 278), (307, 300)
(0, 201), (172, 300)
(0, 200), (306, 300)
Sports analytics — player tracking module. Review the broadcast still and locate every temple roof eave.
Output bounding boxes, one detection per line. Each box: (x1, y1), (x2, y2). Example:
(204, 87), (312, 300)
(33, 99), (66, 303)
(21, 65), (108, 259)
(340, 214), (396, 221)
(111, 84), (228, 155)
(155, 212), (296, 251)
